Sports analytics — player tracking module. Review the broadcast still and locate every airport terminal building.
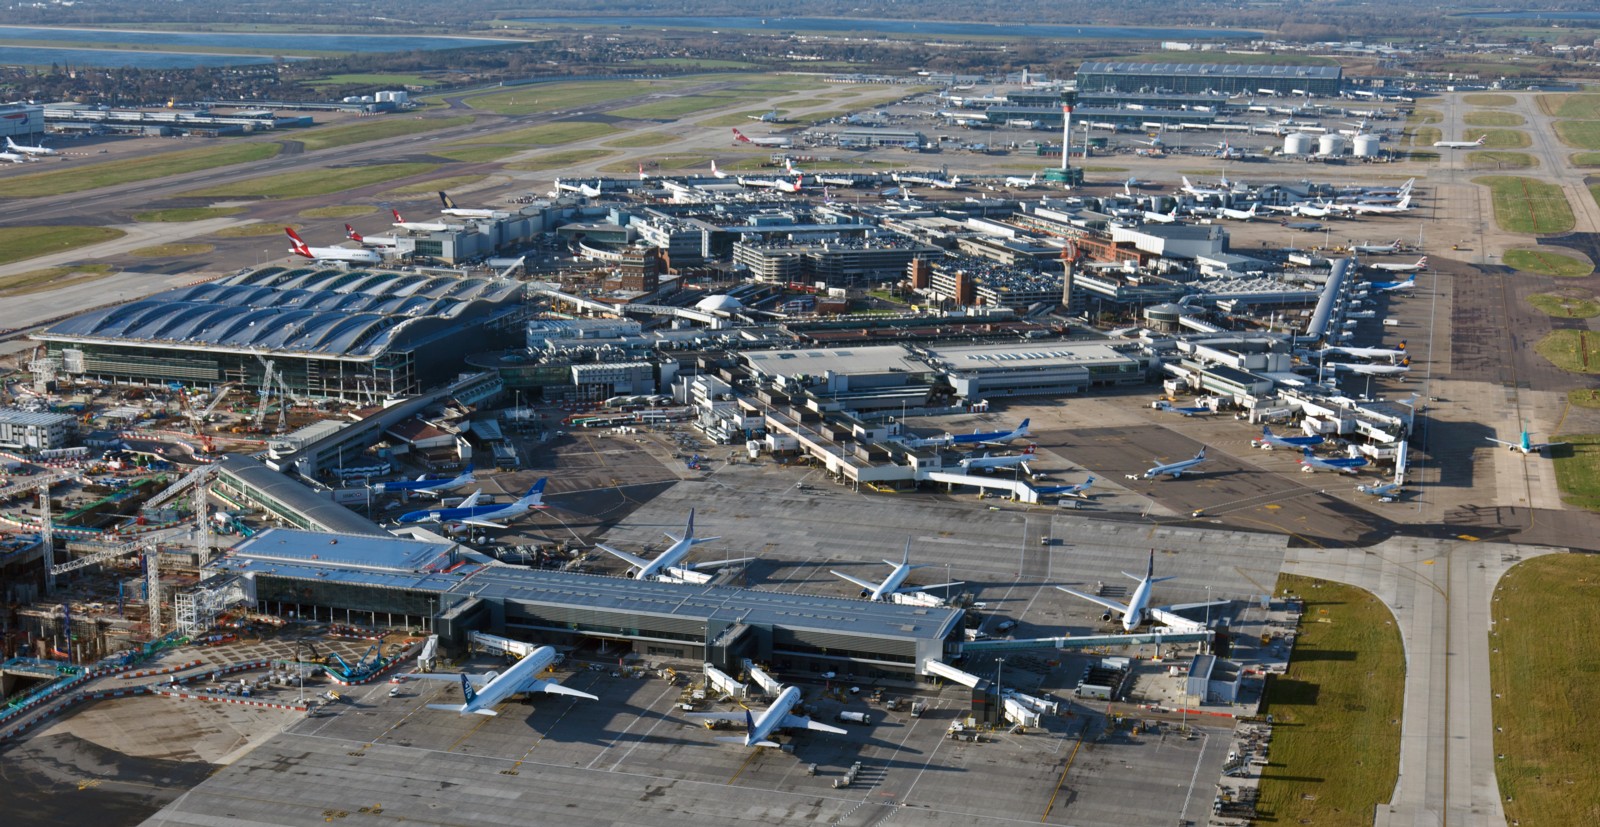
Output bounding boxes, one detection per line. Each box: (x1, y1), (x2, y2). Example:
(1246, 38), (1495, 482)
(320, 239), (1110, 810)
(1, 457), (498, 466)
(1074, 61), (1343, 97)
(33, 267), (531, 400)
(209, 528), (964, 678)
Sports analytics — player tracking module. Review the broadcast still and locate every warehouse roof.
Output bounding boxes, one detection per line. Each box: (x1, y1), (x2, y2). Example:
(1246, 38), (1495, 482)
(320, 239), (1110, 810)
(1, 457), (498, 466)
(1077, 61), (1342, 80)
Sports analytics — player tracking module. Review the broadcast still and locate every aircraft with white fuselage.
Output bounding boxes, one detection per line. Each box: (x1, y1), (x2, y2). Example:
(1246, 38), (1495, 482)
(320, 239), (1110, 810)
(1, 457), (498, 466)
(407, 645), (596, 716)
(1367, 256), (1427, 274)
(391, 209), (457, 233)
(1005, 171), (1040, 188)
(1056, 550), (1223, 632)
(830, 539), (963, 602)
(5, 137), (57, 156)
(1036, 476), (1095, 499)
(1433, 135), (1487, 149)
(1300, 448), (1368, 474)
(946, 419), (1031, 447)
(732, 128), (792, 148)
(396, 479), (548, 529)
(345, 224), (402, 249)
(596, 509), (755, 583)
(1352, 239), (1403, 255)
(0, 151), (30, 164)
(1327, 358), (1410, 376)
(1356, 481), (1403, 501)
(685, 684), (846, 747)
(369, 465), (474, 497)
(1252, 426), (1325, 450)
(1134, 448), (1207, 480)
(437, 191), (503, 219)
(1155, 401), (1211, 417)
(284, 228), (383, 265)
(959, 445), (1036, 474)
(1487, 431), (1568, 455)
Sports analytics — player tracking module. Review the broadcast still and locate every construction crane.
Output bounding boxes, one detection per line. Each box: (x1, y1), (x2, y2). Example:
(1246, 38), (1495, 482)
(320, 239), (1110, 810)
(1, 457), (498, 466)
(252, 357), (276, 430)
(50, 526), (193, 576)
(144, 464), (217, 512)
(198, 384), (234, 424)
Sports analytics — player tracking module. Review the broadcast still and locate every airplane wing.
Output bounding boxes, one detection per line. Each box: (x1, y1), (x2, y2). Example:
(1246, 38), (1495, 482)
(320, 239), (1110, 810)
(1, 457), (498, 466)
(684, 711), (748, 723)
(1533, 442), (1568, 451)
(830, 570), (882, 591)
(1056, 586), (1132, 616)
(458, 518), (509, 529)
(458, 489), (484, 508)
(782, 714), (847, 735)
(687, 556), (758, 572)
(1157, 599), (1232, 613)
(1485, 437), (1517, 448)
(596, 543), (652, 571)
(405, 672), (492, 687)
(908, 580), (965, 594)
(522, 678), (598, 701)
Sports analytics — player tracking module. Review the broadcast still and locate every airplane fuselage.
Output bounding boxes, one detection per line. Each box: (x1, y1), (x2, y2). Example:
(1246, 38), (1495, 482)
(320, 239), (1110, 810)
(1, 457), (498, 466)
(455, 646), (556, 714)
(744, 685), (803, 745)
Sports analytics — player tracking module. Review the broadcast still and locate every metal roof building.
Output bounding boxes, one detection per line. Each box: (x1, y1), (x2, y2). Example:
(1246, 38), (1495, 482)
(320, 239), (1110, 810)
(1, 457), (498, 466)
(1075, 61), (1343, 97)
(211, 527), (964, 677)
(33, 266), (530, 401)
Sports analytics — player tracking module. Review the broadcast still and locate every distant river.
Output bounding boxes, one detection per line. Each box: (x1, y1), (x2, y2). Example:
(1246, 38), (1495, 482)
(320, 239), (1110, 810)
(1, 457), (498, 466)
(0, 26), (519, 68)
(510, 15), (1262, 40)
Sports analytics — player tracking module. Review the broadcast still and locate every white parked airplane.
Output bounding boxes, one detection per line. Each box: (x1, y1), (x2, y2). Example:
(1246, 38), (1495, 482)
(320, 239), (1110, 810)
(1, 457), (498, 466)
(396, 479), (550, 529)
(1371, 273), (1417, 293)
(407, 645), (596, 716)
(1134, 448), (1208, 480)
(959, 445), (1036, 474)
(1180, 176), (1228, 197)
(0, 150), (30, 164)
(685, 684), (846, 747)
(947, 419), (1032, 447)
(391, 209), (454, 233)
(437, 191), (502, 219)
(732, 127), (791, 148)
(1356, 481), (1403, 500)
(747, 108), (787, 123)
(5, 136), (57, 156)
(1056, 550), (1175, 632)
(345, 224), (402, 249)
(1348, 195), (1413, 215)
(284, 227), (383, 265)
(1367, 256), (1427, 274)
(1310, 341), (1406, 361)
(830, 539), (963, 602)
(1253, 425), (1325, 450)
(1327, 358), (1410, 376)
(1433, 135), (1488, 149)
(775, 175), (806, 194)
(1487, 430), (1568, 455)
(1352, 239), (1403, 255)
(1154, 401), (1211, 417)
(1220, 203), (1259, 221)
(1005, 171), (1040, 189)
(597, 509), (754, 582)
(1035, 476), (1095, 499)
(710, 160), (728, 179)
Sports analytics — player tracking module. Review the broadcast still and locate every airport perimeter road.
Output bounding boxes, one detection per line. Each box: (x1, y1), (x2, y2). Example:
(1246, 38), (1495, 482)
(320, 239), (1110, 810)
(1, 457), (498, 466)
(1283, 538), (1559, 827)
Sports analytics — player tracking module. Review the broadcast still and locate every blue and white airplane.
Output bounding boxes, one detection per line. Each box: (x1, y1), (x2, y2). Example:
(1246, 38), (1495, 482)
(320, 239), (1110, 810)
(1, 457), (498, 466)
(397, 478), (548, 528)
(1252, 426), (1325, 451)
(947, 419), (1031, 447)
(597, 510), (755, 582)
(1134, 448), (1207, 480)
(1299, 448), (1368, 474)
(1154, 401), (1210, 417)
(685, 684), (846, 747)
(1036, 476), (1095, 499)
(407, 645), (596, 716)
(370, 465), (475, 497)
(1356, 481), (1403, 500)
(1371, 272), (1418, 292)
(1487, 430), (1568, 455)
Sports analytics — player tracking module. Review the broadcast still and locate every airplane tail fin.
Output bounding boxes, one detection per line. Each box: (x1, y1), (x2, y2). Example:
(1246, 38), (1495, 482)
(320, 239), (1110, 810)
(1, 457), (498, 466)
(1016, 418), (1031, 437)
(344, 224), (363, 242)
(460, 673), (477, 705)
(1415, 257), (1426, 271)
(439, 191), (458, 209)
(519, 477), (547, 506)
(745, 709), (756, 731)
(1146, 549), (1155, 580)
(1398, 340), (1407, 351)
(392, 208), (405, 223)
(284, 227), (311, 257)
(733, 128), (749, 142)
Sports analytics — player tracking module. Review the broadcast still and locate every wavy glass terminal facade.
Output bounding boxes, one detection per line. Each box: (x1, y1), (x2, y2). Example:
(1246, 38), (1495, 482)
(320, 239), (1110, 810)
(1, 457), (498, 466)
(33, 266), (531, 400)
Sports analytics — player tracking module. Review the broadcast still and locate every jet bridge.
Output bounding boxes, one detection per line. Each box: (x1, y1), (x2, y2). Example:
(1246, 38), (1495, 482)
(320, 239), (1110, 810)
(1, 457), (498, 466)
(920, 471), (1040, 504)
(953, 629), (1213, 654)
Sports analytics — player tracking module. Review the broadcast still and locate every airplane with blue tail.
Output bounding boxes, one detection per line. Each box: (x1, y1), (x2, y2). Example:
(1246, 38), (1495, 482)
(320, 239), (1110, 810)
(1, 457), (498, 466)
(1487, 430), (1568, 456)
(397, 478), (548, 529)
(1253, 426), (1325, 451)
(1299, 448), (1368, 474)
(370, 465), (475, 497)
(947, 419), (1030, 447)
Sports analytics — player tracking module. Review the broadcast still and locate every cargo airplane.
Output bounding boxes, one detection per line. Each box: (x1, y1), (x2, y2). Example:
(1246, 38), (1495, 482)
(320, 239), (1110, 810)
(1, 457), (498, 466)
(596, 509), (754, 582)
(284, 228), (382, 265)
(407, 645), (596, 716)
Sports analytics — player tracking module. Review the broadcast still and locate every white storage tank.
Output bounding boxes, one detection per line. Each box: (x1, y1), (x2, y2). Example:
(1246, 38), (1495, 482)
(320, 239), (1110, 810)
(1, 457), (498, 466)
(1283, 132), (1315, 155)
(1318, 133), (1346, 156)
(1352, 134), (1381, 157)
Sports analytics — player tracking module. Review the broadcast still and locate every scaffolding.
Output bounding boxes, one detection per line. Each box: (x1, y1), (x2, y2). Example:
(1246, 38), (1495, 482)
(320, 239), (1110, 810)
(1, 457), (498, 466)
(39, 483), (54, 593)
(172, 574), (254, 638)
(145, 548), (161, 637)
(50, 527), (193, 577)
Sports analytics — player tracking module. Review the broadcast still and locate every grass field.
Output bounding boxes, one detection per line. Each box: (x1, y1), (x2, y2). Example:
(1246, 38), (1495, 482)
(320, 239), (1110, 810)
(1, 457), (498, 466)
(1503, 248), (1595, 277)
(298, 205), (376, 219)
(212, 223), (294, 238)
(1463, 110), (1526, 127)
(131, 206), (245, 222)
(1535, 330), (1600, 373)
(602, 131), (680, 148)
(0, 226), (126, 266)
(293, 115), (474, 152)
(1538, 93), (1600, 119)
(1256, 575), (1404, 827)
(0, 143), (280, 199)
(183, 162), (437, 199)
(612, 92), (748, 120)
(382, 174), (487, 197)
(1466, 150), (1536, 169)
(1573, 152), (1600, 167)
(304, 73), (436, 88)
(1463, 92), (1518, 107)
(0, 264), (115, 297)
(504, 149), (617, 172)
(700, 110), (786, 127)
(453, 120), (617, 146)
(1408, 109), (1442, 125)
(1554, 120), (1600, 151)
(129, 242), (213, 258)
(1528, 293), (1600, 318)
(1408, 126), (1441, 147)
(432, 146), (523, 163)
(1490, 554), (1600, 825)
(1406, 150), (1441, 163)
(1464, 128), (1531, 148)
(458, 77), (705, 116)
(1475, 176), (1576, 234)
(634, 57), (763, 69)
(1551, 436), (1600, 507)
(1568, 388), (1600, 409)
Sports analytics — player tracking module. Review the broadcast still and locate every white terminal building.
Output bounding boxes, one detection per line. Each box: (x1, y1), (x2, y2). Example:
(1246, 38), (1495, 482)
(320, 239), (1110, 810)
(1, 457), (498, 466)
(919, 341), (1151, 399)
(0, 409), (78, 452)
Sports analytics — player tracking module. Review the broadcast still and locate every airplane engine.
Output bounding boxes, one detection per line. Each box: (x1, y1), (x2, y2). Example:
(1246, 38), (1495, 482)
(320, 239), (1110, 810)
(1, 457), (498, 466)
(859, 589), (872, 598)
(1101, 611), (1113, 622)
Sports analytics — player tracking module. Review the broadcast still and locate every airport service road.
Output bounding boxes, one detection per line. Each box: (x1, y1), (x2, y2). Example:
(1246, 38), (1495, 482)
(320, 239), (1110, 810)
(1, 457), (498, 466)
(1510, 92), (1600, 237)
(1284, 537), (1559, 827)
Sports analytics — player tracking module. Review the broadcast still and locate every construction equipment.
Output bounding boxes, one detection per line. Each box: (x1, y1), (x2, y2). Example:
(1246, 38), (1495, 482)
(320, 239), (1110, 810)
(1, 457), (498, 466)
(50, 527), (192, 576)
